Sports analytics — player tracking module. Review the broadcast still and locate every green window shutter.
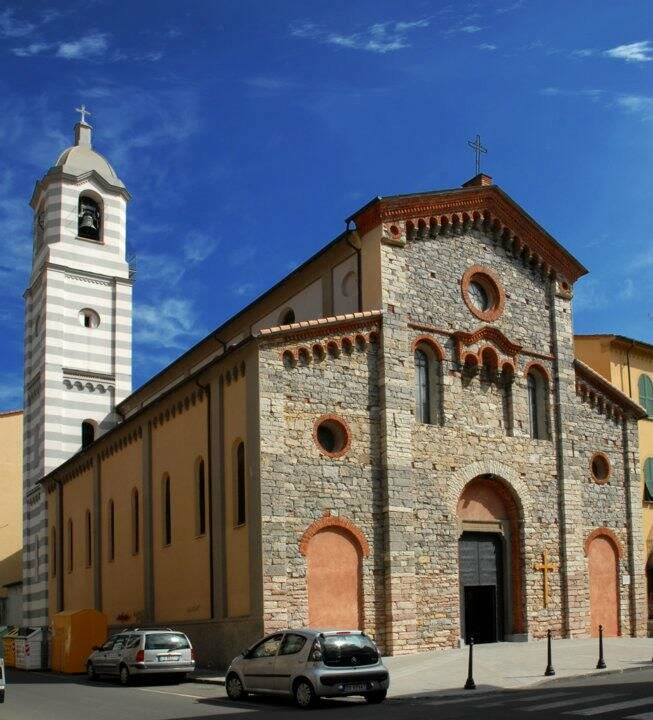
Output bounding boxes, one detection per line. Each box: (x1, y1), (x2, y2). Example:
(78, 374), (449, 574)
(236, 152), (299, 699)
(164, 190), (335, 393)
(644, 458), (653, 502)
(639, 374), (653, 416)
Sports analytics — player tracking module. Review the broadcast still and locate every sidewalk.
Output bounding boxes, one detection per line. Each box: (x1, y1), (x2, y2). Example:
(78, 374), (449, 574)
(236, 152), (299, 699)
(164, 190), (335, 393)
(190, 637), (653, 698)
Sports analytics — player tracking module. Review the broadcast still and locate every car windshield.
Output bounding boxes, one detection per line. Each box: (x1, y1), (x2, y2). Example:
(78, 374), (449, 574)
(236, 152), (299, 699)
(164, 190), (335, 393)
(321, 634), (379, 667)
(145, 633), (190, 650)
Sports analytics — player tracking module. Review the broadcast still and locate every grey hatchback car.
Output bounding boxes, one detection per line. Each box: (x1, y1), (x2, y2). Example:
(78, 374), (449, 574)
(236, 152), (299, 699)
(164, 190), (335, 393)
(226, 629), (389, 708)
(86, 629), (195, 685)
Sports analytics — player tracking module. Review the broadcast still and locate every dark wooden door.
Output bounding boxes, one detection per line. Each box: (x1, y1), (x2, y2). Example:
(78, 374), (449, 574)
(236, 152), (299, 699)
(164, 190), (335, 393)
(459, 532), (504, 643)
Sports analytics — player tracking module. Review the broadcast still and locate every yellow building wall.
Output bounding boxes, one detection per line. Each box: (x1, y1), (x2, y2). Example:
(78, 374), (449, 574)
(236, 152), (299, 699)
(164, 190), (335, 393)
(223, 372), (250, 617)
(48, 489), (57, 621)
(574, 337), (612, 382)
(63, 468), (94, 611)
(101, 438), (145, 624)
(151, 393), (211, 623)
(0, 411), (23, 597)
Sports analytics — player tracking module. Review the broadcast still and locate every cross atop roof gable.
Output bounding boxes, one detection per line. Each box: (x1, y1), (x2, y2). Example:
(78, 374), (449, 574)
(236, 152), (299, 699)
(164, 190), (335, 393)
(349, 183), (587, 284)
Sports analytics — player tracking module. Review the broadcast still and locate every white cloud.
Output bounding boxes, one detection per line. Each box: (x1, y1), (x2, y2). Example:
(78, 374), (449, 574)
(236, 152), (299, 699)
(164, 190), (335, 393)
(0, 8), (35, 38)
(244, 76), (296, 97)
(617, 94), (653, 119)
(605, 40), (653, 63)
(291, 18), (429, 54)
(134, 297), (201, 349)
(496, 0), (524, 13)
(183, 231), (217, 263)
(619, 278), (635, 301)
(477, 43), (497, 51)
(56, 33), (108, 59)
(232, 282), (255, 297)
(571, 48), (594, 58)
(460, 25), (483, 33)
(12, 42), (51, 57)
(539, 87), (603, 102)
(573, 278), (608, 311)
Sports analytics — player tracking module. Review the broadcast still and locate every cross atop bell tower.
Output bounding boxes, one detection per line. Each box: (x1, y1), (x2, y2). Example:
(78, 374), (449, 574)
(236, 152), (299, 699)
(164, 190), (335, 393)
(22, 112), (133, 626)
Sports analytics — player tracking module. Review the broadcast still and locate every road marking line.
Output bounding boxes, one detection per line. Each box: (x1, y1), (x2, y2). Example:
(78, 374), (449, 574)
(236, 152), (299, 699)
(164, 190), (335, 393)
(566, 697), (653, 716)
(523, 693), (621, 712)
(482, 692), (573, 706)
(625, 714), (653, 720)
(138, 688), (207, 699)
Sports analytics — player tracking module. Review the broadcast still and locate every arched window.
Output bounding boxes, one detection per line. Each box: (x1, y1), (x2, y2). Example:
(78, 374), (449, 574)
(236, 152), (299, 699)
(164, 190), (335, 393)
(235, 442), (246, 527)
(85, 510), (92, 567)
(527, 370), (549, 439)
(163, 474), (172, 545)
(644, 458), (653, 502)
(278, 307), (295, 326)
(67, 519), (73, 572)
(639, 375), (653, 416)
(132, 489), (140, 555)
(108, 500), (115, 561)
(196, 459), (206, 536)
(51, 526), (57, 577)
(81, 420), (95, 449)
(78, 195), (101, 241)
(414, 343), (443, 425)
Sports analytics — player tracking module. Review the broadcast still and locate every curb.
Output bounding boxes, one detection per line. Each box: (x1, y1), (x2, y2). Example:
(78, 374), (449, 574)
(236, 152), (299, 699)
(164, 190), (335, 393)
(189, 675), (225, 686)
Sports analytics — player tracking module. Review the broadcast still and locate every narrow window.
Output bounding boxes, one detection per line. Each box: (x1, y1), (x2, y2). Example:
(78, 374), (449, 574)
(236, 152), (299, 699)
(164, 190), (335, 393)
(132, 489), (140, 554)
(108, 500), (115, 561)
(51, 526), (57, 577)
(639, 374), (653, 416)
(85, 510), (92, 567)
(279, 307), (295, 325)
(236, 443), (246, 526)
(81, 420), (95, 449)
(415, 349), (431, 424)
(78, 195), (101, 241)
(527, 373), (540, 439)
(67, 519), (73, 572)
(196, 459), (206, 536)
(163, 475), (172, 545)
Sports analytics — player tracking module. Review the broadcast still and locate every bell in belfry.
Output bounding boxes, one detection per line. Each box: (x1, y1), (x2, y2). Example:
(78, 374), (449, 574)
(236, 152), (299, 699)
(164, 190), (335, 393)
(78, 196), (101, 240)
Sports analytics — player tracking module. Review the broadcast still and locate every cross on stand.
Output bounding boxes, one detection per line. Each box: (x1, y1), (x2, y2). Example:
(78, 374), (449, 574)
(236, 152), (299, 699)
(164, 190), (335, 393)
(534, 549), (558, 609)
(467, 134), (487, 175)
(75, 104), (91, 125)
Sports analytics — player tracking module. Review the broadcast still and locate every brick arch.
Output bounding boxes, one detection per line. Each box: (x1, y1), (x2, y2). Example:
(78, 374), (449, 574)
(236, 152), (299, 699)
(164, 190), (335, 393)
(299, 513), (370, 557)
(447, 461), (531, 520)
(584, 527), (623, 559)
(524, 361), (551, 383)
(411, 334), (445, 360)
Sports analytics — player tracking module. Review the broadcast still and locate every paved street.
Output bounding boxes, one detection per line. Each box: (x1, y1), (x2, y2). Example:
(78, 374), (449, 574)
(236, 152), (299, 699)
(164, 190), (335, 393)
(6, 667), (653, 720)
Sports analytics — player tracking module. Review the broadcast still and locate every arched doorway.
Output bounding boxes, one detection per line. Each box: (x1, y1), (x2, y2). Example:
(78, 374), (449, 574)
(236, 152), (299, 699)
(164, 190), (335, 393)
(300, 515), (369, 629)
(457, 476), (524, 644)
(586, 531), (620, 637)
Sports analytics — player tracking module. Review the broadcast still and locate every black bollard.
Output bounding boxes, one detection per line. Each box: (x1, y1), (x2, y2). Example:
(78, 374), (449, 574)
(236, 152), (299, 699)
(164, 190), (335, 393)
(544, 629), (556, 676)
(596, 624), (606, 669)
(464, 636), (476, 690)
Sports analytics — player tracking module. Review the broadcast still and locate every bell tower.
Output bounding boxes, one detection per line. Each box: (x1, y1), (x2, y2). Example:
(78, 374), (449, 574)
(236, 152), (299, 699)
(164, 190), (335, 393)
(22, 109), (132, 626)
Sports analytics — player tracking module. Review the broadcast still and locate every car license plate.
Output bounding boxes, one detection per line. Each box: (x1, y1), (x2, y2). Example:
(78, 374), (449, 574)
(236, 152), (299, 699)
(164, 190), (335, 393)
(344, 683), (368, 692)
(158, 655), (181, 662)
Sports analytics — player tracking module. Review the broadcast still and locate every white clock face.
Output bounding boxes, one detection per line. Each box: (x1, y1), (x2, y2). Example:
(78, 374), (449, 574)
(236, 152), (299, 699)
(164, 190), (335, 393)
(469, 281), (489, 311)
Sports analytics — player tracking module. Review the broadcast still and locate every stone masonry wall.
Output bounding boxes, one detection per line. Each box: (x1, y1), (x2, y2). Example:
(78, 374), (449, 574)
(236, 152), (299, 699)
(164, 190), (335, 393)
(257, 322), (386, 645)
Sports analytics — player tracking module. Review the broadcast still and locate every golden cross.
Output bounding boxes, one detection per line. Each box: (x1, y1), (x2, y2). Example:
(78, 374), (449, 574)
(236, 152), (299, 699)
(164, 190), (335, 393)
(533, 549), (558, 609)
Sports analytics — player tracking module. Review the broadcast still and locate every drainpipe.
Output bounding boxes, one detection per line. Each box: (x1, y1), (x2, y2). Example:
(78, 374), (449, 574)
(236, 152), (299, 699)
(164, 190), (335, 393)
(626, 340), (635, 399)
(345, 221), (363, 313)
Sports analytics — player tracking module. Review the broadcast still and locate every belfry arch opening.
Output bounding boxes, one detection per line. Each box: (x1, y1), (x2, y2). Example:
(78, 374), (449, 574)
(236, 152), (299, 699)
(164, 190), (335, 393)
(456, 475), (525, 644)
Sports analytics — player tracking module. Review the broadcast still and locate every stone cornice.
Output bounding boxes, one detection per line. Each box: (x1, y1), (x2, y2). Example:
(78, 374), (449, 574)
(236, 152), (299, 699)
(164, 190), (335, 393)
(574, 359), (646, 420)
(257, 310), (382, 345)
(31, 167), (130, 206)
(351, 186), (587, 284)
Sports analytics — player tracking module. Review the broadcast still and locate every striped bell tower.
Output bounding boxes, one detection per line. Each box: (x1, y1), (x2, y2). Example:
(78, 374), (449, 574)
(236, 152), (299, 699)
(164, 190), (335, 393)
(22, 110), (132, 626)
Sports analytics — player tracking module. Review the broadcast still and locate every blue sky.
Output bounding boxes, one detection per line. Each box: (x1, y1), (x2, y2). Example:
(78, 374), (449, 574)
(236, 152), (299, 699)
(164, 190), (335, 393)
(1, 0), (652, 410)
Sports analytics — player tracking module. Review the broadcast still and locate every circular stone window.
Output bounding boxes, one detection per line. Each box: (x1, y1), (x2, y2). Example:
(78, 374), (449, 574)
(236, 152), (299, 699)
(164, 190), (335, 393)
(590, 453), (611, 484)
(313, 415), (351, 458)
(461, 266), (505, 322)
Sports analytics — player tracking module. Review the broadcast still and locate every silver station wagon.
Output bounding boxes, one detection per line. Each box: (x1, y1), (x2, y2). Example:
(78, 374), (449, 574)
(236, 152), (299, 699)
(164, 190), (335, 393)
(226, 629), (389, 708)
(86, 628), (195, 685)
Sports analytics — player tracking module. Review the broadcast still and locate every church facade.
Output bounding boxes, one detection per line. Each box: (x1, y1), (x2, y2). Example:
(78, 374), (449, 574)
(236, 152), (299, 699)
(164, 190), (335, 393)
(35, 120), (647, 666)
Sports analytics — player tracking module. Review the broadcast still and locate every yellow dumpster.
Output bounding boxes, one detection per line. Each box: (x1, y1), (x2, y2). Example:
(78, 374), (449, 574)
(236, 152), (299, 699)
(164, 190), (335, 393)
(51, 610), (107, 674)
(2, 629), (19, 668)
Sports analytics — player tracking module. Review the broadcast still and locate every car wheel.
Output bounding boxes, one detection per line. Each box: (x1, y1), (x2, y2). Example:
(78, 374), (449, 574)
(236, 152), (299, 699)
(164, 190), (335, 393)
(364, 690), (387, 704)
(86, 662), (98, 681)
(119, 665), (131, 686)
(294, 679), (317, 709)
(226, 673), (247, 701)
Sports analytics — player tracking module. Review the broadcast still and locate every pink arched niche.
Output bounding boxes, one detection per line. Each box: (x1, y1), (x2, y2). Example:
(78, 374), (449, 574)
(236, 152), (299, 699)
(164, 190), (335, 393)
(300, 513), (369, 630)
